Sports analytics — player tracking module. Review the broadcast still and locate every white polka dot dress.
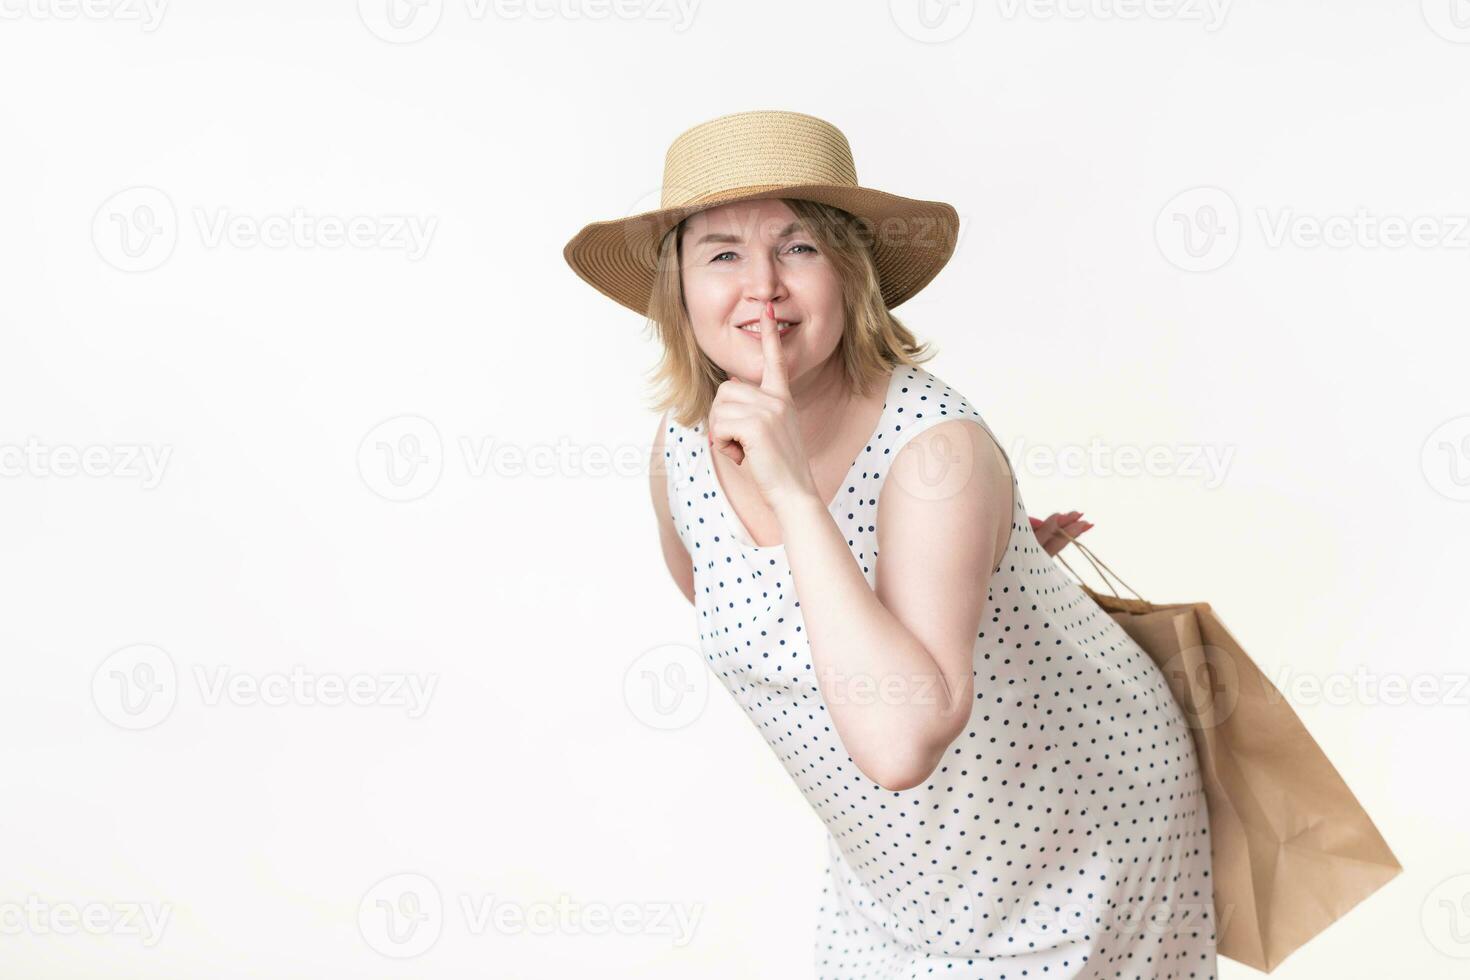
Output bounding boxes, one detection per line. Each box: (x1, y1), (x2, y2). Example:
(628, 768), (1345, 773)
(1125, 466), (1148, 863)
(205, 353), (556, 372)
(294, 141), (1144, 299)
(663, 364), (1218, 979)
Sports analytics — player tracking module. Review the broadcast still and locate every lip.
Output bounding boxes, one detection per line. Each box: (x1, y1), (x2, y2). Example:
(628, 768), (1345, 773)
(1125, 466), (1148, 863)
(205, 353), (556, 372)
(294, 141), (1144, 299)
(732, 318), (799, 337)
(734, 320), (797, 339)
(734, 316), (797, 327)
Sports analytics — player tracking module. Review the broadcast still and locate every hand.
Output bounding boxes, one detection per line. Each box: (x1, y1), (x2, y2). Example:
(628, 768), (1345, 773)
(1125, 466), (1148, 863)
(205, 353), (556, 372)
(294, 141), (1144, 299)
(707, 300), (818, 513)
(1030, 511), (1093, 557)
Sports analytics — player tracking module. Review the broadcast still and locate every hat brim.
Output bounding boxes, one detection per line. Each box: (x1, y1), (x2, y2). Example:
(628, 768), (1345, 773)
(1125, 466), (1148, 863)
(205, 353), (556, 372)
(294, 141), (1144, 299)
(563, 184), (959, 319)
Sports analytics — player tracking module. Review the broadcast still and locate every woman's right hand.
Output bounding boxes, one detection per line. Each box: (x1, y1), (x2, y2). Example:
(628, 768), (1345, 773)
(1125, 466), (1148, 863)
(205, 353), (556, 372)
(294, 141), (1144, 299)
(1030, 511), (1093, 557)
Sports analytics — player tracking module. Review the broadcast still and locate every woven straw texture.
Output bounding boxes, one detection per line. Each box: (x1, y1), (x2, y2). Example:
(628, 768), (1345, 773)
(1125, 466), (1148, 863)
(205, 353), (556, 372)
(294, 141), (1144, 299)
(563, 110), (959, 317)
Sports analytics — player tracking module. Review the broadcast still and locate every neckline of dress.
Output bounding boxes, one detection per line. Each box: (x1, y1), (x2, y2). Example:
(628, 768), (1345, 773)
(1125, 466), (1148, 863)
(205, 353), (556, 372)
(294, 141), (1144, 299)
(702, 365), (907, 553)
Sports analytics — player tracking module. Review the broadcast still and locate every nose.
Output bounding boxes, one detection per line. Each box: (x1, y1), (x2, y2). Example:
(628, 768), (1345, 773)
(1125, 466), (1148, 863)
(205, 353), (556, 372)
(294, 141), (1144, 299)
(742, 247), (788, 309)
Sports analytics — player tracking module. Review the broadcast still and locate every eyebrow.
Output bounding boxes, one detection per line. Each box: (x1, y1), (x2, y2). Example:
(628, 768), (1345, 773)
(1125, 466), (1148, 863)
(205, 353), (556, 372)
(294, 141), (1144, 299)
(693, 221), (803, 247)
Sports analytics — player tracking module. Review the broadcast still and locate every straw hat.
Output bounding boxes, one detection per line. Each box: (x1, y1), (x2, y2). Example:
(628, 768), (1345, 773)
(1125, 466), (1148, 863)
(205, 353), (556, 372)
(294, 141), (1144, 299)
(562, 109), (960, 318)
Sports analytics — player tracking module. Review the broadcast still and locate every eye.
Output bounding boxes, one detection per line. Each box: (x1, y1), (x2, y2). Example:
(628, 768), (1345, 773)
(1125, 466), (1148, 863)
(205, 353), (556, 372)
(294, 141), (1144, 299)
(709, 243), (816, 263)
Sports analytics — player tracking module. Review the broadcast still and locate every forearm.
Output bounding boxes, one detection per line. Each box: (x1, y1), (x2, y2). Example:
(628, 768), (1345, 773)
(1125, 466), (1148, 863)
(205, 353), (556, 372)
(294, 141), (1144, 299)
(774, 493), (966, 789)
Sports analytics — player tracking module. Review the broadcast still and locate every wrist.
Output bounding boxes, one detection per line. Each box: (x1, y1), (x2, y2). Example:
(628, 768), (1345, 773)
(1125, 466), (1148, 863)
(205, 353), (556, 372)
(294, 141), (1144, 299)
(771, 488), (827, 527)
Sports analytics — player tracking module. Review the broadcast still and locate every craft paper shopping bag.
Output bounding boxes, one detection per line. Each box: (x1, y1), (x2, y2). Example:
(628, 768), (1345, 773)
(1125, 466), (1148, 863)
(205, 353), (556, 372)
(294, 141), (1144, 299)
(1054, 534), (1402, 972)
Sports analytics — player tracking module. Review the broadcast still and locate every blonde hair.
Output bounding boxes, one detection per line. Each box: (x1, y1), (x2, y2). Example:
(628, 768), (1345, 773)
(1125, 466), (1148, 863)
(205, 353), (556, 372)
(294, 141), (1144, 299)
(642, 198), (936, 428)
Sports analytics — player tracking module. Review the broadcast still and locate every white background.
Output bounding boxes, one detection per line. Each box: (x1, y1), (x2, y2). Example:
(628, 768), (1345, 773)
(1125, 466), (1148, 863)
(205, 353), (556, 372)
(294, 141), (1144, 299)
(3, 1), (1468, 977)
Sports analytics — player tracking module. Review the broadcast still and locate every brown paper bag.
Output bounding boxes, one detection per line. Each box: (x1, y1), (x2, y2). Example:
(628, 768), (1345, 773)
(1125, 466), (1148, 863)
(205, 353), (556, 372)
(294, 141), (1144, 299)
(1054, 531), (1402, 973)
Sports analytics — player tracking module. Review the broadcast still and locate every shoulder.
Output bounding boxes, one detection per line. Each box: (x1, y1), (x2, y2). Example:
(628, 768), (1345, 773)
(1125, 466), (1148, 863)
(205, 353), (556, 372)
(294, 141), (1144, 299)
(878, 367), (1015, 563)
(649, 410), (688, 544)
(651, 410), (697, 507)
(885, 366), (982, 439)
(652, 408), (670, 453)
(650, 410), (677, 494)
(884, 417), (1012, 516)
(882, 366), (1006, 471)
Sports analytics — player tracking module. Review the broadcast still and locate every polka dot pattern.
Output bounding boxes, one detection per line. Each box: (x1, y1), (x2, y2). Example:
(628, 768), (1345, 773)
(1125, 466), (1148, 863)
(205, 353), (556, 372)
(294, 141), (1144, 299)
(664, 364), (1217, 978)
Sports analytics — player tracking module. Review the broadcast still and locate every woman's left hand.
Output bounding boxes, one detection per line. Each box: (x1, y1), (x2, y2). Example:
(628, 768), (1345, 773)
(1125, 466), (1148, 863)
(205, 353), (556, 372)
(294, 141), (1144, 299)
(1030, 511), (1093, 556)
(707, 300), (819, 513)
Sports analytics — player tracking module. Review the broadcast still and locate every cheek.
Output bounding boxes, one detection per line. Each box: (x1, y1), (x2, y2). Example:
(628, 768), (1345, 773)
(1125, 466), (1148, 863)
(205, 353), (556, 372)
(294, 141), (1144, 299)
(792, 280), (844, 329)
(787, 265), (842, 306)
(678, 291), (732, 352)
(683, 298), (728, 344)
(681, 272), (736, 320)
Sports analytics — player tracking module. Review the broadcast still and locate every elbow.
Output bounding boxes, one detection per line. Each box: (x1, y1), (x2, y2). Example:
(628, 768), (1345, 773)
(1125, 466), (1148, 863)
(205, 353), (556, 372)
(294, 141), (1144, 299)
(859, 743), (946, 793)
(860, 706), (971, 792)
(858, 678), (970, 793)
(871, 766), (930, 793)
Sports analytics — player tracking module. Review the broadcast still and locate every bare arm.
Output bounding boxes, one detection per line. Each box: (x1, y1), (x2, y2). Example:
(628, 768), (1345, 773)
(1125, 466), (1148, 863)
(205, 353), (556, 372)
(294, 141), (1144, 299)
(650, 412), (696, 606)
(775, 418), (1013, 791)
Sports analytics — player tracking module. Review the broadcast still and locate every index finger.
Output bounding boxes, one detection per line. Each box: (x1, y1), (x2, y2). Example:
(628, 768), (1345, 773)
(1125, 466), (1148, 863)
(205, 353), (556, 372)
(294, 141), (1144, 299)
(758, 299), (789, 398)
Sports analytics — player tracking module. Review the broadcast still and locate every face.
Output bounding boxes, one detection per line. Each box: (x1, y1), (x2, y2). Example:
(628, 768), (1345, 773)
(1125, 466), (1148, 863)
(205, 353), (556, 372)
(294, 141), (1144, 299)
(678, 198), (844, 385)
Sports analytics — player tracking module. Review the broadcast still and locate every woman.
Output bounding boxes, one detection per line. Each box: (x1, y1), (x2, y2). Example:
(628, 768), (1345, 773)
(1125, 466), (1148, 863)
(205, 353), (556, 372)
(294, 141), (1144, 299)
(565, 110), (1216, 979)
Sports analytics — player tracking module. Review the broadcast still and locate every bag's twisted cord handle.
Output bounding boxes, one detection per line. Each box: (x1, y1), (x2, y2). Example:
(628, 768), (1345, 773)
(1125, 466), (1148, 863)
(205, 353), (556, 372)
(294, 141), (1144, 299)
(1052, 526), (1147, 603)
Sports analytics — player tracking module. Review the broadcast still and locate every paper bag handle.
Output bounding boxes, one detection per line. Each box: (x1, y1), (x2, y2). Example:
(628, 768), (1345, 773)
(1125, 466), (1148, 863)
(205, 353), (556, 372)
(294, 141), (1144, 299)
(1052, 526), (1147, 603)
